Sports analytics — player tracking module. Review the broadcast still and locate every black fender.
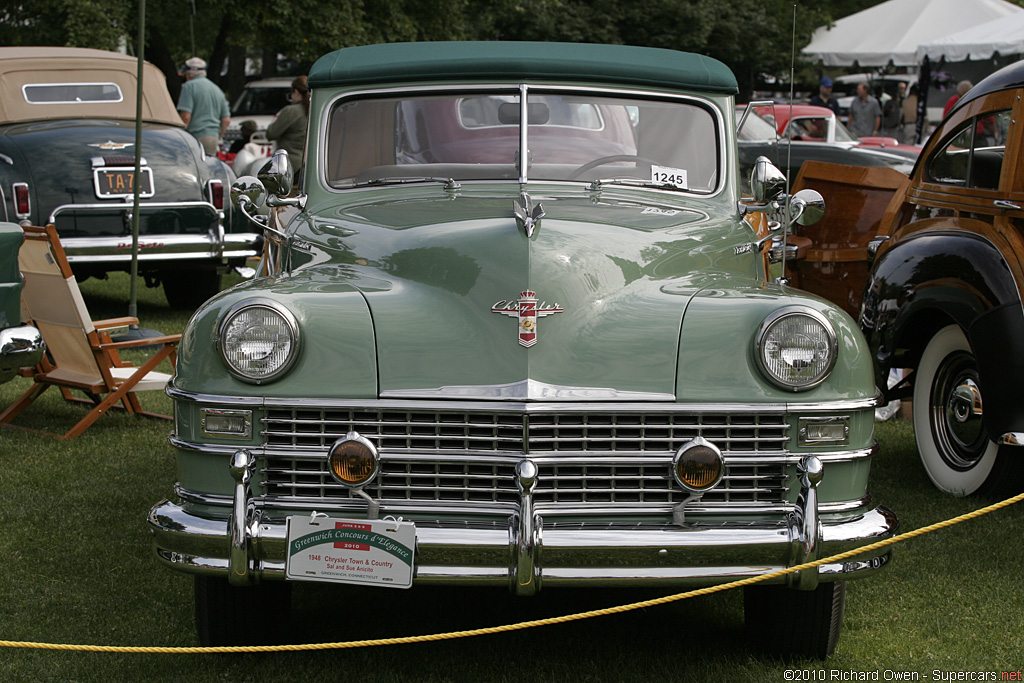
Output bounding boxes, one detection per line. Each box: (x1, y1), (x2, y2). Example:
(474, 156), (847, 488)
(860, 229), (1024, 443)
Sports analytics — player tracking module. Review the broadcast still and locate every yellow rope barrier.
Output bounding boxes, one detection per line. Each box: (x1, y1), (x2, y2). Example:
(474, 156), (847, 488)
(3, 490), (1022, 654)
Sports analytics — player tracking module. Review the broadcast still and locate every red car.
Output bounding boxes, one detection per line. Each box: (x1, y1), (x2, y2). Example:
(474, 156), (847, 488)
(755, 104), (922, 160)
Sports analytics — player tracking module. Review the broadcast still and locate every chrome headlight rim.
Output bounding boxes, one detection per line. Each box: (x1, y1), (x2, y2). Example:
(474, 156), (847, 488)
(217, 298), (300, 384)
(755, 305), (837, 392)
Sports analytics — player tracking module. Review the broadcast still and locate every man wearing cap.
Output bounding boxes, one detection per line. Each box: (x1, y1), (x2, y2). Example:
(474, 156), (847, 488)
(177, 57), (230, 155)
(809, 77), (841, 116)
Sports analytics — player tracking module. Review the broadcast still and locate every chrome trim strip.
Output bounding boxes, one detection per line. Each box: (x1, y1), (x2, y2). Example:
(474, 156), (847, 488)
(61, 234), (259, 264)
(169, 436), (876, 466)
(49, 199), (220, 224)
(166, 386), (879, 413)
(172, 484), (873, 519)
(381, 378), (676, 402)
(175, 478), (872, 520)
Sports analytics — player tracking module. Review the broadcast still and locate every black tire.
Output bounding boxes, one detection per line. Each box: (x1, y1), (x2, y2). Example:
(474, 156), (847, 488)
(913, 325), (1024, 496)
(163, 270), (222, 309)
(744, 581), (846, 659)
(194, 575), (292, 646)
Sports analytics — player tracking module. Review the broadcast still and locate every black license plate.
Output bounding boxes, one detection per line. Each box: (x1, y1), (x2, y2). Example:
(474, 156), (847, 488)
(94, 168), (154, 198)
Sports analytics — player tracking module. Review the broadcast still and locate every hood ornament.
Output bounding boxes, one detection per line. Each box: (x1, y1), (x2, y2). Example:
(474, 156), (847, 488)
(88, 140), (134, 151)
(513, 191), (545, 238)
(492, 290), (563, 347)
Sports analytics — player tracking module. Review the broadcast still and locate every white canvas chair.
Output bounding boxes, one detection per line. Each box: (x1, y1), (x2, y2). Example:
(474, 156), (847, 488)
(0, 224), (180, 439)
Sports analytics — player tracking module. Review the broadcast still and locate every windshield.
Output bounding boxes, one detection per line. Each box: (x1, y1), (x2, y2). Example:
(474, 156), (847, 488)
(736, 110), (779, 142)
(233, 85), (291, 116)
(325, 88), (721, 193)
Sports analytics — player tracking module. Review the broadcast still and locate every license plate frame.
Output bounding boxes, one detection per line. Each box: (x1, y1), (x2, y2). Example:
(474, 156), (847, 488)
(285, 515), (416, 589)
(93, 167), (155, 199)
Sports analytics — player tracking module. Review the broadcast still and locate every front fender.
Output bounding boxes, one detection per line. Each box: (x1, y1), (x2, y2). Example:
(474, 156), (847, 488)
(676, 283), (875, 404)
(173, 275), (378, 399)
(861, 230), (1024, 441)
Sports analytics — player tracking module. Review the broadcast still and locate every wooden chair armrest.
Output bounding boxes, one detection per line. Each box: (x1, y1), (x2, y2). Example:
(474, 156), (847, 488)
(98, 334), (182, 350)
(93, 317), (140, 330)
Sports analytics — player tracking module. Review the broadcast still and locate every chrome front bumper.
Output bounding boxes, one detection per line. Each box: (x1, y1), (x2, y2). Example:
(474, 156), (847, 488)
(149, 452), (898, 594)
(0, 324), (44, 382)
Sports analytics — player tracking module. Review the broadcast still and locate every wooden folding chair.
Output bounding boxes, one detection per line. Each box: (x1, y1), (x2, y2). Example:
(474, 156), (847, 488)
(0, 224), (180, 439)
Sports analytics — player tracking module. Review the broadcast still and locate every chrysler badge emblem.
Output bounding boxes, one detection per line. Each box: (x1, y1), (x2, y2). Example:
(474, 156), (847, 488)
(491, 290), (563, 347)
(88, 140), (134, 150)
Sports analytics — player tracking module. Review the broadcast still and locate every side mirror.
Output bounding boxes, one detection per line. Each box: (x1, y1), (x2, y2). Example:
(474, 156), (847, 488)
(789, 188), (825, 226)
(750, 156), (786, 203)
(231, 175), (266, 214)
(258, 149), (293, 198)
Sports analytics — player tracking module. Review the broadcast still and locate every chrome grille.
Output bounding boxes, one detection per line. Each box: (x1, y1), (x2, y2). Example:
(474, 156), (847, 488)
(263, 408), (789, 454)
(260, 407), (791, 509)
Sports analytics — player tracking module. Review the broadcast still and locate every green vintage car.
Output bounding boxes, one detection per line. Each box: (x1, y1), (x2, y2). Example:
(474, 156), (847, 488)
(148, 42), (897, 658)
(0, 223), (44, 383)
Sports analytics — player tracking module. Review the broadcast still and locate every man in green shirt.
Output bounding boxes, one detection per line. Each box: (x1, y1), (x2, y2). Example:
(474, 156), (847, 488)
(177, 57), (230, 155)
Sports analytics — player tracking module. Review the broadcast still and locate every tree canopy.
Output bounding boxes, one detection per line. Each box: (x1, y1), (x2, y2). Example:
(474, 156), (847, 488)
(0, 0), (987, 101)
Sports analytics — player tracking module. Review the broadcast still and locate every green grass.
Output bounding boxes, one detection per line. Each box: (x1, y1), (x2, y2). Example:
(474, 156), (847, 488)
(1, 273), (1022, 681)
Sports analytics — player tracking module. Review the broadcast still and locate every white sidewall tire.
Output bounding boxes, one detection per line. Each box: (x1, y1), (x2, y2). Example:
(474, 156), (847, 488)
(913, 325), (998, 496)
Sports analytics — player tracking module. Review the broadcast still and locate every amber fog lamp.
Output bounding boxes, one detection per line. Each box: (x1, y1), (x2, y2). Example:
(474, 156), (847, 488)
(672, 436), (724, 492)
(328, 432), (380, 487)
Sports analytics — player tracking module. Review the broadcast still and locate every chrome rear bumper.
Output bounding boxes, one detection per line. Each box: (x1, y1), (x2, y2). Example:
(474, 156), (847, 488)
(148, 452), (897, 594)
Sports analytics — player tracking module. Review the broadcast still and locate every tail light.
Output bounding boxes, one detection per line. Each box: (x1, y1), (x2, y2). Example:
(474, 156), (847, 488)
(208, 179), (224, 210)
(13, 182), (30, 218)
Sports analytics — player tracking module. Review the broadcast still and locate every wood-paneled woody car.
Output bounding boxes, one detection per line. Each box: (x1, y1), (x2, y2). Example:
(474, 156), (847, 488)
(788, 59), (1024, 496)
(0, 47), (260, 308)
(148, 42), (897, 657)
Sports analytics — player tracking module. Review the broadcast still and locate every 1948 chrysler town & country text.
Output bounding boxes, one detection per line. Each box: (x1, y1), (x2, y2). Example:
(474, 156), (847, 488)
(148, 42), (897, 658)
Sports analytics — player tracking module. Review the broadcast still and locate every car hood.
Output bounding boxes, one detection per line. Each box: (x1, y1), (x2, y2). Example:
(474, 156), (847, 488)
(286, 188), (758, 400)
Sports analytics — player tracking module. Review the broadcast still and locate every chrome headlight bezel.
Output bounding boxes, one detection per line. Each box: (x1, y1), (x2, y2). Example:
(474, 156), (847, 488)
(755, 306), (837, 391)
(218, 298), (300, 384)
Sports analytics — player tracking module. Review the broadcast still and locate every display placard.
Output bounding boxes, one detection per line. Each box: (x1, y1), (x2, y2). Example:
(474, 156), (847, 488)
(285, 515), (416, 588)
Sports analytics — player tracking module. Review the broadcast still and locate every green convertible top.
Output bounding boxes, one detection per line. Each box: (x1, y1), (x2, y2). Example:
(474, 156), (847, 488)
(308, 41), (738, 95)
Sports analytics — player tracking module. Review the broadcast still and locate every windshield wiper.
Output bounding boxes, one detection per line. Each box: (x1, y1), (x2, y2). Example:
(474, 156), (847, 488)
(345, 176), (461, 190)
(588, 178), (685, 192)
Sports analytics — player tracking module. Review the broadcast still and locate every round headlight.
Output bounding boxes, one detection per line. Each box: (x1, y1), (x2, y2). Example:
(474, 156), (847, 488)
(756, 306), (837, 391)
(219, 299), (299, 384)
(328, 432), (379, 487)
(672, 436), (724, 492)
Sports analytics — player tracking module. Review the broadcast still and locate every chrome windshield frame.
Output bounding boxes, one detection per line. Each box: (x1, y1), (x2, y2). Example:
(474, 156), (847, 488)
(317, 83), (728, 198)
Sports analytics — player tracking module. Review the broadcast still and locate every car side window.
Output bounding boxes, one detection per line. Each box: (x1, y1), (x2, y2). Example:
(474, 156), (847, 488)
(928, 108), (1011, 190)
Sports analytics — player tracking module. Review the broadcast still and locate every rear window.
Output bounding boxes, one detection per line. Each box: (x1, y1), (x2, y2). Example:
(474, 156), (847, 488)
(23, 83), (123, 104)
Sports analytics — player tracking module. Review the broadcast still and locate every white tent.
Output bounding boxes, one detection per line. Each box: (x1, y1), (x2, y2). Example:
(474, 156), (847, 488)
(803, 0), (1024, 67)
(917, 11), (1024, 61)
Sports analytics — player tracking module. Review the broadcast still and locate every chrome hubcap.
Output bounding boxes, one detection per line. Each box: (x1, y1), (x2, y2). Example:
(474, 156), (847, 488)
(930, 351), (987, 471)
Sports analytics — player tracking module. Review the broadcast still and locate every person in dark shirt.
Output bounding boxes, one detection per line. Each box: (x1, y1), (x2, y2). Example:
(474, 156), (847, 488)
(809, 77), (841, 116)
